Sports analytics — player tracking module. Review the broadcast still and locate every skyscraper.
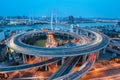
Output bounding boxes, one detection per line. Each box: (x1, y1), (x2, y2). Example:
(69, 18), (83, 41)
(68, 16), (74, 24)
(117, 21), (120, 26)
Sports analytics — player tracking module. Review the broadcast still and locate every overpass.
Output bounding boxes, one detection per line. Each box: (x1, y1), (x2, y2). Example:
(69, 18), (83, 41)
(6, 29), (110, 57)
(0, 57), (61, 72)
(54, 53), (96, 80)
(52, 32), (109, 80)
(110, 40), (120, 47)
(5, 28), (110, 79)
(49, 56), (81, 80)
(106, 47), (120, 54)
(107, 38), (120, 54)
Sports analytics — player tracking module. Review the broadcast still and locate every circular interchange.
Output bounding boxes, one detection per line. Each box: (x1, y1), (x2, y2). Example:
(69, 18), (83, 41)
(7, 28), (110, 57)
(3, 27), (110, 80)
(20, 30), (82, 48)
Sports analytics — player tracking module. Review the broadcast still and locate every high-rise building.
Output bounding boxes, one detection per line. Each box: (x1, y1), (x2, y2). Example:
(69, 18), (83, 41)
(117, 21), (120, 26)
(68, 16), (74, 24)
(0, 30), (5, 42)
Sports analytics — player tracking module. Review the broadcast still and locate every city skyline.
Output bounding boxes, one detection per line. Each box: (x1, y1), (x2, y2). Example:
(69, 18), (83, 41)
(0, 0), (120, 18)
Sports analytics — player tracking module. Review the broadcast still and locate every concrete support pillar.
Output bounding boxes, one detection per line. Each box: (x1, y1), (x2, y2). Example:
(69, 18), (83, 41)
(62, 57), (65, 65)
(86, 32), (88, 37)
(90, 34), (93, 38)
(45, 66), (48, 71)
(38, 57), (48, 71)
(84, 31), (88, 37)
(92, 34), (95, 39)
(96, 51), (100, 61)
(103, 48), (106, 54)
(29, 55), (31, 60)
(6, 47), (9, 53)
(19, 71), (22, 78)
(82, 54), (87, 63)
(39, 57), (42, 62)
(22, 54), (25, 63)
(76, 28), (79, 35)
(55, 63), (58, 67)
(70, 24), (74, 33)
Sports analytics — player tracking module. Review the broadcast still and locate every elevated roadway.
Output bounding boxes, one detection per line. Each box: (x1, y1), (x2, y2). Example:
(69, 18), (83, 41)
(54, 53), (96, 80)
(49, 56), (81, 80)
(106, 47), (120, 54)
(6, 29), (110, 57)
(4, 28), (110, 79)
(0, 57), (61, 72)
(110, 40), (120, 47)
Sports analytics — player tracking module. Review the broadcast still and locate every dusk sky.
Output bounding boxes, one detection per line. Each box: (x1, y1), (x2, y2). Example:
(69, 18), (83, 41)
(0, 0), (120, 18)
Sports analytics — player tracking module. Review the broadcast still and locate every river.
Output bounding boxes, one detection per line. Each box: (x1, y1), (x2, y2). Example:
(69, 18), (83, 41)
(0, 22), (117, 31)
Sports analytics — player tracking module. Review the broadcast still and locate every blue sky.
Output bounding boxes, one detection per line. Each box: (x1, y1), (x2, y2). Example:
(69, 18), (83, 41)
(0, 0), (120, 18)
